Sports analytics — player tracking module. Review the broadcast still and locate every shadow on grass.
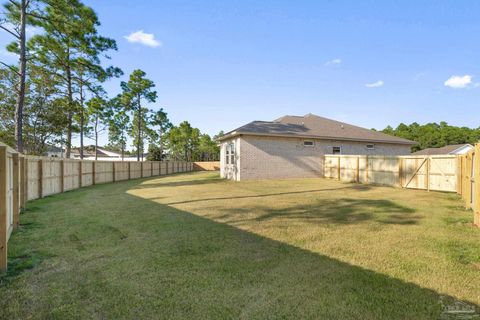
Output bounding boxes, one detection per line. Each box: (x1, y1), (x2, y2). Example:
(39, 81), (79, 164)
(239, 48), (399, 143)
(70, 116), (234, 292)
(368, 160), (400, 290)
(1, 221), (52, 284)
(159, 185), (371, 206)
(130, 173), (223, 189)
(248, 198), (422, 225)
(1, 177), (478, 319)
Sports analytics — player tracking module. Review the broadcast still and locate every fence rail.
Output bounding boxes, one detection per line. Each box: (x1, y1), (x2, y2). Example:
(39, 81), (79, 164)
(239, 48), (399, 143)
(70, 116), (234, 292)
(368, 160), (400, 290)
(0, 141), (195, 271)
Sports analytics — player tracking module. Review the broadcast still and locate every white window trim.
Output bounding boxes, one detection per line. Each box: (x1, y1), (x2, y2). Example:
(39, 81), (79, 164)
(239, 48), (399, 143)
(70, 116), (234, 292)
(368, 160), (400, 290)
(230, 142), (235, 165)
(225, 144), (230, 165)
(225, 142), (235, 166)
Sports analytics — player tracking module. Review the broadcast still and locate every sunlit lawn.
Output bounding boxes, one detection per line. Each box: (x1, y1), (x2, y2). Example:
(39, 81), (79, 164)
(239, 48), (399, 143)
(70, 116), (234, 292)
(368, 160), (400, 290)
(1, 171), (479, 319)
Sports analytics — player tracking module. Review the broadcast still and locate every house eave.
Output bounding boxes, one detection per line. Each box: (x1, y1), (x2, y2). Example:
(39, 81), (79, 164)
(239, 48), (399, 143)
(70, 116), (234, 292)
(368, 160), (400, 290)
(218, 131), (416, 145)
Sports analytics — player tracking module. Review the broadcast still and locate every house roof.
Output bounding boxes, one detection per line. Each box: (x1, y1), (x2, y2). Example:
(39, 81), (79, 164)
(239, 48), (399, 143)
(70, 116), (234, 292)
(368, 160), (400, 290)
(71, 146), (122, 157)
(219, 113), (416, 145)
(412, 144), (473, 155)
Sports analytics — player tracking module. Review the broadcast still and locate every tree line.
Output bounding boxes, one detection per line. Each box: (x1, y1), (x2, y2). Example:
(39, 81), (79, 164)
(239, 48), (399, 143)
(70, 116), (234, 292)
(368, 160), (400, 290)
(0, 0), (219, 161)
(379, 122), (480, 152)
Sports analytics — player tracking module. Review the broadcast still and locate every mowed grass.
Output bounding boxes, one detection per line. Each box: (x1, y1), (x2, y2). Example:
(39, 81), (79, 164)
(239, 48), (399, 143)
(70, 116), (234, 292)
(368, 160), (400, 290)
(1, 171), (479, 319)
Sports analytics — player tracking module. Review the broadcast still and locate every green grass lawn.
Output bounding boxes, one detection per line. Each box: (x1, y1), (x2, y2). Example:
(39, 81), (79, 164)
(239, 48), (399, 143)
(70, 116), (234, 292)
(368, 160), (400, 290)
(1, 171), (479, 319)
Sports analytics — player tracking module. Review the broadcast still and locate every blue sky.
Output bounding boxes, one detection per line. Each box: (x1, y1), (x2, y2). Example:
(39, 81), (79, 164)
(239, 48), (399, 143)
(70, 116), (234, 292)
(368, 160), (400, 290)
(2, 0), (480, 147)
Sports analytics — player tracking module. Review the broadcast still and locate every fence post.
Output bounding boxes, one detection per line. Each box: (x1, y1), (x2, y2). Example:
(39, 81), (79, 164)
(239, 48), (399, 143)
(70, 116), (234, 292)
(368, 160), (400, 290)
(78, 161), (83, 188)
(24, 158), (28, 204)
(356, 157), (360, 183)
(0, 146), (8, 271)
(112, 162), (116, 182)
(38, 159), (43, 198)
(60, 159), (65, 193)
(456, 156), (462, 195)
(166, 161), (169, 175)
(474, 144), (480, 226)
(151, 161), (153, 176)
(399, 157), (404, 188)
(425, 157), (430, 191)
(140, 162), (143, 178)
(128, 162), (131, 180)
(92, 161), (96, 185)
(12, 153), (19, 229)
(365, 155), (369, 183)
(19, 156), (26, 210)
(466, 153), (473, 209)
(337, 157), (341, 181)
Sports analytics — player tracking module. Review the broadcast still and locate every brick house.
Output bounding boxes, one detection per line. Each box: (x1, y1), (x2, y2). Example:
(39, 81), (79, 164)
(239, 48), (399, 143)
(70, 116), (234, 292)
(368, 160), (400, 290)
(218, 114), (415, 180)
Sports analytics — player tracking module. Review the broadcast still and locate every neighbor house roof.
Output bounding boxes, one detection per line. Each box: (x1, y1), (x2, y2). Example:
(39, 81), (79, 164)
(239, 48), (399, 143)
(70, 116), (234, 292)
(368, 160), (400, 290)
(219, 113), (416, 145)
(412, 144), (473, 155)
(71, 146), (122, 158)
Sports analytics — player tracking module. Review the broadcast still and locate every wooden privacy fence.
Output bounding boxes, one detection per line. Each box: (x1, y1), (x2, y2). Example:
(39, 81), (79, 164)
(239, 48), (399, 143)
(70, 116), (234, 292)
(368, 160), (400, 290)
(0, 143), (19, 272)
(0, 141), (194, 271)
(458, 143), (480, 226)
(324, 154), (458, 192)
(193, 161), (220, 171)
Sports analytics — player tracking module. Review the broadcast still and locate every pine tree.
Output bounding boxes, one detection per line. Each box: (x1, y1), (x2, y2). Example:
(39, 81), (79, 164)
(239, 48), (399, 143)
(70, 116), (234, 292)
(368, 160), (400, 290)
(120, 70), (157, 161)
(28, 0), (118, 157)
(1, 0), (42, 152)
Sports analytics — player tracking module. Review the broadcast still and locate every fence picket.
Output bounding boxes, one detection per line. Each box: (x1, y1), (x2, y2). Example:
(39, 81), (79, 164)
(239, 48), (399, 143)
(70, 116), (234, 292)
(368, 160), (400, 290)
(474, 145), (480, 226)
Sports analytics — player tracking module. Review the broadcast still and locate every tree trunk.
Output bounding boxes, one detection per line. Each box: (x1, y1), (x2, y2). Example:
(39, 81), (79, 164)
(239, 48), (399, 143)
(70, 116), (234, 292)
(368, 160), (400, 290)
(94, 115), (99, 161)
(137, 95), (141, 161)
(79, 78), (84, 159)
(14, 0), (27, 153)
(65, 53), (73, 158)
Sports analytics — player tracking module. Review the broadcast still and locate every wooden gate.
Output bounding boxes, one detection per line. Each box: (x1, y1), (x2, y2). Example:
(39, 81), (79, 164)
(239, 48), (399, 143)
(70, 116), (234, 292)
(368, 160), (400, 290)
(400, 155), (457, 192)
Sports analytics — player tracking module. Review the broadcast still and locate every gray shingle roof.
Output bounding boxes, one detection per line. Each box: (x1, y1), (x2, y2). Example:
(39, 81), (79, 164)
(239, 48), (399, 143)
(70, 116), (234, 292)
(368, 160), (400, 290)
(219, 113), (416, 145)
(412, 144), (472, 155)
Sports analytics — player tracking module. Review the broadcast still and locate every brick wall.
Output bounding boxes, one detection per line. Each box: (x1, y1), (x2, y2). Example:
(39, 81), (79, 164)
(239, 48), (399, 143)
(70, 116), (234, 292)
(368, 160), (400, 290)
(221, 135), (411, 181)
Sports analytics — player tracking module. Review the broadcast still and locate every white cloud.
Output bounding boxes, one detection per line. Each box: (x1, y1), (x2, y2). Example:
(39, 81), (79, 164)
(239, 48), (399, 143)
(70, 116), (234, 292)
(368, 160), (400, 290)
(444, 75), (472, 89)
(124, 30), (161, 47)
(365, 80), (384, 88)
(324, 58), (341, 66)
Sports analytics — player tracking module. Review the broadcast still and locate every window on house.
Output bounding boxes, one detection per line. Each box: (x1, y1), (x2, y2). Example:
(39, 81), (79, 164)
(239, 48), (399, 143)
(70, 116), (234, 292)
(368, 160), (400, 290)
(225, 145), (230, 164)
(366, 144), (375, 150)
(332, 146), (341, 154)
(230, 143), (235, 164)
(303, 140), (314, 147)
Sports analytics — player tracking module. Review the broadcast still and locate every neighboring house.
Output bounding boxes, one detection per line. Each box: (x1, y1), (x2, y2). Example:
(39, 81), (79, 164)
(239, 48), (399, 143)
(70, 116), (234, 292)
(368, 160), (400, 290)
(218, 113), (416, 181)
(71, 146), (126, 161)
(43, 145), (66, 158)
(412, 144), (474, 156)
